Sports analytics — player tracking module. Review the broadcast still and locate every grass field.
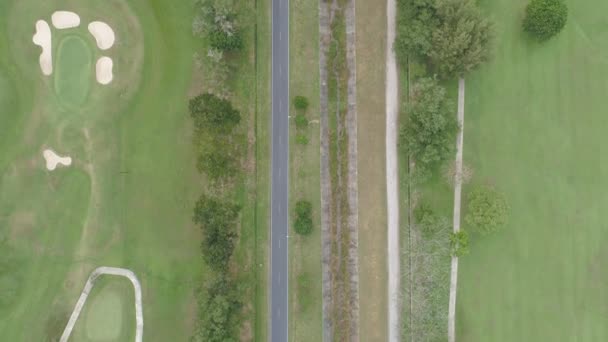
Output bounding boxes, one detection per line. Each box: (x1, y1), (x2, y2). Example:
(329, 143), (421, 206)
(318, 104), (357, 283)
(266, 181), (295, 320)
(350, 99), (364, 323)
(289, 0), (323, 341)
(457, 0), (608, 340)
(0, 0), (269, 340)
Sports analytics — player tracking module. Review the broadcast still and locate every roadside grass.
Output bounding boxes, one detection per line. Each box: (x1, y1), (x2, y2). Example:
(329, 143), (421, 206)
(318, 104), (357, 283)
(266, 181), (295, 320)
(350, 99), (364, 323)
(457, 0), (608, 340)
(354, 0), (389, 341)
(289, 0), (322, 341)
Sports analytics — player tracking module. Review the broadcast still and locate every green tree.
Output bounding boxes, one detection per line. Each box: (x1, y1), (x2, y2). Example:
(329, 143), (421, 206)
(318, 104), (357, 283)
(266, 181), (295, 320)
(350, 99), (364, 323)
(193, 195), (241, 271)
(396, 0), (493, 78)
(193, 0), (243, 52)
(209, 29), (243, 51)
(193, 276), (241, 342)
(400, 78), (458, 179)
(293, 96), (309, 111)
(465, 186), (509, 234)
(450, 231), (469, 257)
(296, 133), (309, 145)
(523, 0), (567, 41)
(189, 93), (241, 132)
(295, 113), (309, 129)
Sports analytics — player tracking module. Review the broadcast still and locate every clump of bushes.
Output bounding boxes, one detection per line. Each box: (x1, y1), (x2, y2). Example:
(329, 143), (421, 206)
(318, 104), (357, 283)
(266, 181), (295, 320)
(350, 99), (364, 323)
(294, 200), (313, 235)
(523, 0), (567, 41)
(450, 231), (469, 257)
(293, 96), (310, 111)
(465, 185), (509, 234)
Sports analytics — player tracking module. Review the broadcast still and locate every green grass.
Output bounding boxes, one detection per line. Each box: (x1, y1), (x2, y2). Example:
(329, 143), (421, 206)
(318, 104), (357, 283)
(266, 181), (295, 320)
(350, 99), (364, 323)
(457, 0), (608, 340)
(289, 0), (322, 341)
(54, 35), (92, 107)
(0, 0), (205, 340)
(71, 276), (136, 341)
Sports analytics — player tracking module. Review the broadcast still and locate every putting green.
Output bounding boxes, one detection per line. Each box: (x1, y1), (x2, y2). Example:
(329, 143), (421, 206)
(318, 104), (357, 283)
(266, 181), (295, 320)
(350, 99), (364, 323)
(54, 35), (92, 107)
(84, 284), (124, 340)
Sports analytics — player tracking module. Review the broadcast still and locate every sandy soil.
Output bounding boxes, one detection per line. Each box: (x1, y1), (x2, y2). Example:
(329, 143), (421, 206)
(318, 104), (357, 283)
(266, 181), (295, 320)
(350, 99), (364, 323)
(32, 20), (52, 75)
(385, 0), (400, 340)
(448, 78), (466, 342)
(88, 21), (115, 50)
(60, 266), (143, 342)
(52, 11), (80, 29)
(43, 149), (71, 171)
(95, 57), (114, 85)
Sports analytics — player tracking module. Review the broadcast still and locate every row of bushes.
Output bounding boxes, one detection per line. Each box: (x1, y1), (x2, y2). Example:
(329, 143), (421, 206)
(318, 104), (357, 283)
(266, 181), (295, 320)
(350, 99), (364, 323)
(190, 1), (249, 340)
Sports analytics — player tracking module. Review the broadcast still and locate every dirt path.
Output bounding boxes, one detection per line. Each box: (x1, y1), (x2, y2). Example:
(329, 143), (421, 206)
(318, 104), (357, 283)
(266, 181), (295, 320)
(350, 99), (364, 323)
(448, 78), (465, 342)
(385, 0), (400, 339)
(60, 266), (143, 342)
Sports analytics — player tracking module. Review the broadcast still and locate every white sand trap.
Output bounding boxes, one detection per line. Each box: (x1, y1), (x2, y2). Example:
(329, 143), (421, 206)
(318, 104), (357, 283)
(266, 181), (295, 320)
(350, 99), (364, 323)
(32, 20), (52, 75)
(43, 149), (72, 171)
(51, 11), (81, 29)
(95, 57), (114, 85)
(88, 21), (115, 50)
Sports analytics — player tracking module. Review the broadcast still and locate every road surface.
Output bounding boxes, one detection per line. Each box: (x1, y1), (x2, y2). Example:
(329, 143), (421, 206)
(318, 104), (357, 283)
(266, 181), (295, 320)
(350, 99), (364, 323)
(270, 0), (289, 341)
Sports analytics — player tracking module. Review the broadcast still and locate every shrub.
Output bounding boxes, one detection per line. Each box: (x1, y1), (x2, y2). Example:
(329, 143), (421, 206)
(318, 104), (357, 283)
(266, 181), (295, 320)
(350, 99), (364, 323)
(523, 0), (567, 41)
(294, 200), (313, 235)
(450, 231), (469, 257)
(293, 96), (309, 111)
(189, 93), (241, 132)
(465, 186), (509, 234)
(295, 113), (309, 129)
(400, 78), (458, 180)
(193, 195), (241, 271)
(296, 133), (309, 145)
(209, 29), (243, 51)
(196, 150), (238, 180)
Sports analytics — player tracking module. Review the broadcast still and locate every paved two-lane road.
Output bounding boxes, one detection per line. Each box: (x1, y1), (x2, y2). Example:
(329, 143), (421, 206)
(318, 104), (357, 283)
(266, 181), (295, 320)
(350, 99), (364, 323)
(270, 0), (289, 341)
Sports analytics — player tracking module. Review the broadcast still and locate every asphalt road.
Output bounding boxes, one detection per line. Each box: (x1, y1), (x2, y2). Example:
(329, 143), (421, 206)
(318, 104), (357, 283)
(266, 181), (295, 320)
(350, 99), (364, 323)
(270, 0), (289, 341)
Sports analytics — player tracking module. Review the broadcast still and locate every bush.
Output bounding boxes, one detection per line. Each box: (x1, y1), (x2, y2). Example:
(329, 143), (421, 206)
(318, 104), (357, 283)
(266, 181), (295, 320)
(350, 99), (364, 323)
(197, 150), (238, 181)
(189, 93), (241, 132)
(465, 186), (509, 234)
(296, 133), (309, 145)
(400, 78), (458, 180)
(523, 0), (567, 41)
(193, 195), (241, 271)
(450, 231), (469, 257)
(209, 29), (243, 51)
(294, 200), (313, 235)
(295, 113), (309, 129)
(293, 96), (309, 111)
(192, 276), (242, 342)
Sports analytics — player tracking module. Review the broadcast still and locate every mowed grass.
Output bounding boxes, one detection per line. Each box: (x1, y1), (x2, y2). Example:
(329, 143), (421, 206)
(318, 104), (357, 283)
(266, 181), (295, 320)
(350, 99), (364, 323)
(289, 0), (322, 341)
(458, 0), (608, 340)
(0, 0), (206, 340)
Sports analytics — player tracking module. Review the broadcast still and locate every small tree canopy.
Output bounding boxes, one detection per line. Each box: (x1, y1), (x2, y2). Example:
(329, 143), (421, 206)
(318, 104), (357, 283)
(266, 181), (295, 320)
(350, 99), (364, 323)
(197, 150), (239, 181)
(396, 0), (494, 78)
(523, 0), (567, 41)
(400, 78), (458, 179)
(189, 93), (241, 132)
(295, 113), (309, 129)
(293, 96), (310, 111)
(294, 200), (313, 235)
(193, 195), (241, 271)
(465, 186), (509, 234)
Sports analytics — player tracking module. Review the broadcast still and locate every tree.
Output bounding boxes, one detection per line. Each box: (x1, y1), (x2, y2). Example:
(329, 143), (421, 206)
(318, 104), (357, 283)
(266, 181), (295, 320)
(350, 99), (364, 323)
(189, 93), (241, 132)
(209, 29), (243, 51)
(400, 78), (458, 179)
(450, 231), (469, 257)
(293, 96), (309, 111)
(465, 186), (509, 234)
(523, 0), (567, 41)
(193, 276), (241, 342)
(428, 0), (494, 78)
(396, 0), (493, 78)
(295, 113), (308, 129)
(294, 200), (313, 235)
(193, 195), (241, 271)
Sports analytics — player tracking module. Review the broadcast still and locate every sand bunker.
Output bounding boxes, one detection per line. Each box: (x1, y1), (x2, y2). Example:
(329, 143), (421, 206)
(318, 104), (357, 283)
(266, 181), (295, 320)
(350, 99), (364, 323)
(52, 11), (81, 29)
(32, 20), (52, 76)
(95, 57), (114, 85)
(43, 149), (72, 171)
(88, 21), (115, 50)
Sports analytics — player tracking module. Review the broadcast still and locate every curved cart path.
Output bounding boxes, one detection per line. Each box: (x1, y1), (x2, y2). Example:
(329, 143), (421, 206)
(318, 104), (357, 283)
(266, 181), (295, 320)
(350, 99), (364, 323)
(60, 266), (143, 342)
(448, 78), (465, 342)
